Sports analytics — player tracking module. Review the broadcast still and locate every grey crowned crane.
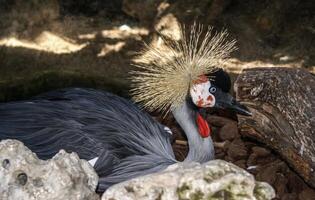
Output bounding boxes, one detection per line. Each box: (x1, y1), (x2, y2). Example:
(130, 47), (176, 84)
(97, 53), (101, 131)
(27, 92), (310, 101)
(0, 24), (251, 192)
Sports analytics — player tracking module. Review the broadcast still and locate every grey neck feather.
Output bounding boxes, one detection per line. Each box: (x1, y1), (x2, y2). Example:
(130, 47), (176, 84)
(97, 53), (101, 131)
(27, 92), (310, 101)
(171, 100), (215, 163)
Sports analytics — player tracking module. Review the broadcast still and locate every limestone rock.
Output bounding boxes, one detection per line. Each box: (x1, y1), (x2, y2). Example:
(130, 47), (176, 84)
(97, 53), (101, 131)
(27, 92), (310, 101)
(102, 160), (275, 200)
(0, 139), (99, 200)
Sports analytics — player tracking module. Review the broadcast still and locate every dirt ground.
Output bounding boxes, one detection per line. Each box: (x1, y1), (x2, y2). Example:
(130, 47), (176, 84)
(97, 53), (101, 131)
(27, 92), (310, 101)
(0, 0), (314, 101)
(0, 1), (314, 199)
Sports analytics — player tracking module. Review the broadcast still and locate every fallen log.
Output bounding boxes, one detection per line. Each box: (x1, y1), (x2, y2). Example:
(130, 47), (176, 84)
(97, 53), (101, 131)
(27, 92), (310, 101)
(235, 67), (315, 188)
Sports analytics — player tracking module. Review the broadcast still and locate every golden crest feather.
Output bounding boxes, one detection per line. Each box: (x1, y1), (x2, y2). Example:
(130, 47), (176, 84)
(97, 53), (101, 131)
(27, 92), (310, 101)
(130, 23), (237, 113)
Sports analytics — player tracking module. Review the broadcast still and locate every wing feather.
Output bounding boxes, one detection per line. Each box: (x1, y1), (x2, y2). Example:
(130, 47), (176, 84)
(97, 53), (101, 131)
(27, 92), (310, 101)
(0, 88), (176, 191)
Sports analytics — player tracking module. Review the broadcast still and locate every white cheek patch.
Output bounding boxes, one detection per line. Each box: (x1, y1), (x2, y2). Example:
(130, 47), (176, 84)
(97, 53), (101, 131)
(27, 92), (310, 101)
(190, 81), (216, 107)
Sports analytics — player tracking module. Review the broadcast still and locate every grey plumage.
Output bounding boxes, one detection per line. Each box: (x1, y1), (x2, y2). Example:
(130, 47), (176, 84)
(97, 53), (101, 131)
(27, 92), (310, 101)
(172, 99), (215, 162)
(0, 88), (177, 192)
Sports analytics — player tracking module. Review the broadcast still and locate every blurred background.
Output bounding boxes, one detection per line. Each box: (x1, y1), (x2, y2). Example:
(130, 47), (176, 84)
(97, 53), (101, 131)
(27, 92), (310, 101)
(0, 0), (314, 101)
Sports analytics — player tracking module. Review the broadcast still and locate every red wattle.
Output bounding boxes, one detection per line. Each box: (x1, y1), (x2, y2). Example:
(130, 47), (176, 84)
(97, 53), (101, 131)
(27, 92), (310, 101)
(196, 113), (211, 138)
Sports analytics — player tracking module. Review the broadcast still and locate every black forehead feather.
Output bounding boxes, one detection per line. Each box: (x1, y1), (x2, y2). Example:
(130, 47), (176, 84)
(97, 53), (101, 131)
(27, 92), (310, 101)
(208, 68), (231, 92)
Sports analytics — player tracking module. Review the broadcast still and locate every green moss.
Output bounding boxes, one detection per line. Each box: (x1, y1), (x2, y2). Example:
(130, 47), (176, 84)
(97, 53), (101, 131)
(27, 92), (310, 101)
(178, 183), (190, 192)
(205, 170), (225, 181)
(190, 190), (204, 200)
(155, 190), (164, 200)
(254, 182), (274, 200)
(203, 177), (212, 183)
(177, 183), (191, 200)
(209, 190), (233, 200)
(124, 186), (135, 193)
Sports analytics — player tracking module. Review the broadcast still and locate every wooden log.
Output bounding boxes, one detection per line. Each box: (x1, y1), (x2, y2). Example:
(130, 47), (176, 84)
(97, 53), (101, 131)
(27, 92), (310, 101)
(235, 67), (315, 188)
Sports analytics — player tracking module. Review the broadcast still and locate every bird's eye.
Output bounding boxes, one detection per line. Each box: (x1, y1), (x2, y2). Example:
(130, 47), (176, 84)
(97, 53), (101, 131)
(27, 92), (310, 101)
(209, 87), (216, 93)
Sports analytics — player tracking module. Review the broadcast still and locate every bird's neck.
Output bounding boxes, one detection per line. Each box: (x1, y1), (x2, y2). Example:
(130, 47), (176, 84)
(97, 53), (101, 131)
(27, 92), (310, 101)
(171, 100), (215, 163)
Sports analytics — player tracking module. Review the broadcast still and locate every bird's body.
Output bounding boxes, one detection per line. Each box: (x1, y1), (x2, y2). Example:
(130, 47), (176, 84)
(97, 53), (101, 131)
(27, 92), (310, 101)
(0, 88), (178, 191)
(0, 24), (251, 193)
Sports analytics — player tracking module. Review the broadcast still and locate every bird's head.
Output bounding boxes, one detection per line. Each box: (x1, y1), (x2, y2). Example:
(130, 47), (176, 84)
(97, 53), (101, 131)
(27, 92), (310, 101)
(190, 69), (251, 116)
(131, 23), (251, 139)
(187, 68), (251, 138)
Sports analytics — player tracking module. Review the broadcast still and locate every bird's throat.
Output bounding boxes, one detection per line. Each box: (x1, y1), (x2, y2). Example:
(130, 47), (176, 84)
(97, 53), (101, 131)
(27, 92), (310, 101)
(196, 113), (211, 138)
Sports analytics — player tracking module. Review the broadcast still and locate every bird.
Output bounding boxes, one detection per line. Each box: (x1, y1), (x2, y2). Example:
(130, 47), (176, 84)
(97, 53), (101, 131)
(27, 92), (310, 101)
(0, 23), (251, 192)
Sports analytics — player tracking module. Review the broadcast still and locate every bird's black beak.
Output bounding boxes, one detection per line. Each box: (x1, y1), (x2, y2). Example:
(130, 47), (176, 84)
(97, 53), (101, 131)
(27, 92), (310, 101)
(228, 98), (252, 116)
(214, 90), (252, 116)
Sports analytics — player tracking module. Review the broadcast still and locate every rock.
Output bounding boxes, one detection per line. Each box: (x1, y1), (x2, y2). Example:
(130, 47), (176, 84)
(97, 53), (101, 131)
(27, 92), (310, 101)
(256, 160), (287, 185)
(208, 116), (240, 141)
(252, 147), (271, 157)
(234, 159), (247, 169)
(298, 188), (315, 200)
(247, 146), (272, 166)
(0, 139), (99, 200)
(215, 152), (225, 159)
(102, 160), (275, 200)
(287, 171), (307, 194)
(281, 193), (298, 200)
(218, 122), (240, 141)
(227, 139), (248, 161)
(273, 173), (288, 198)
(221, 140), (231, 153)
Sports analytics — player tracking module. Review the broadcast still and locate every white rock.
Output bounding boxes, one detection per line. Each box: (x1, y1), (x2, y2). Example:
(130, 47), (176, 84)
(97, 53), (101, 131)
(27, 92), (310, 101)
(102, 160), (275, 200)
(0, 139), (99, 200)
